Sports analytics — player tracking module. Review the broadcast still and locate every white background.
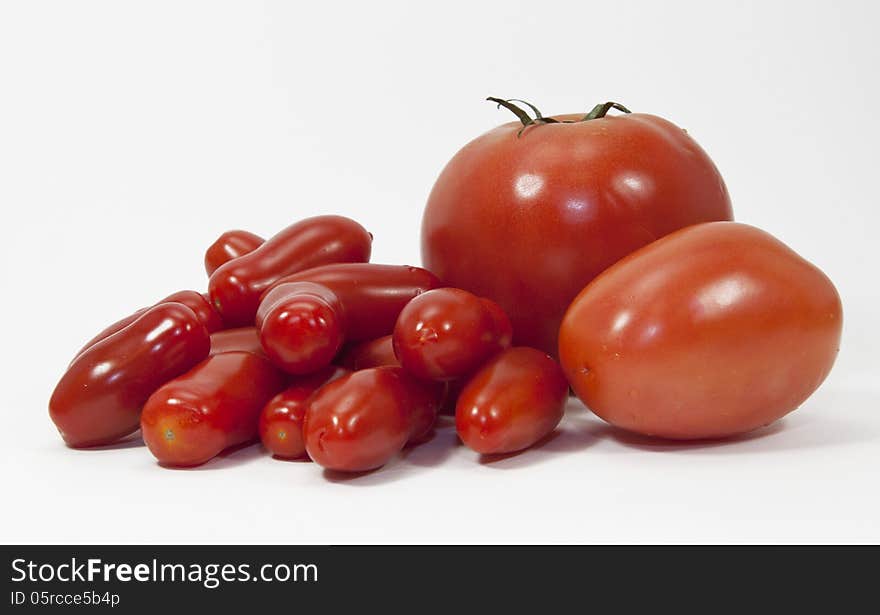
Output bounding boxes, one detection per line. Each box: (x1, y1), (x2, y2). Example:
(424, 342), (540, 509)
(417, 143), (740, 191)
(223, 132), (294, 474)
(1, 0), (878, 544)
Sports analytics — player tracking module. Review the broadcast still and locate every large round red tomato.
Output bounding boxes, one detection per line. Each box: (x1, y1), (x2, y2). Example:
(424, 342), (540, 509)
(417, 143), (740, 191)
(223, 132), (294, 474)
(559, 222), (843, 440)
(421, 99), (734, 355)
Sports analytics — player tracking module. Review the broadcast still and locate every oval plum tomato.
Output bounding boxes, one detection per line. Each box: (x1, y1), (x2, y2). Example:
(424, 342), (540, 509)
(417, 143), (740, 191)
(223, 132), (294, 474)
(50, 303), (211, 447)
(256, 282), (346, 375)
(259, 366), (349, 459)
(71, 290), (222, 363)
(208, 215), (372, 327)
(392, 288), (509, 381)
(456, 347), (568, 454)
(303, 367), (442, 472)
(559, 222), (843, 440)
(422, 98), (733, 356)
(141, 351), (287, 466)
(204, 229), (264, 276)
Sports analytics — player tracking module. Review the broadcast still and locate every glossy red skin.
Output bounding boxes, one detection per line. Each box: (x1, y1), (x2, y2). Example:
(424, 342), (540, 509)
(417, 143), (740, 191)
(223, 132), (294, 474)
(398, 372), (443, 443)
(209, 215), (372, 327)
(265, 263), (441, 341)
(392, 288), (501, 381)
(559, 222), (843, 440)
(50, 303), (211, 447)
(481, 297), (513, 352)
(337, 335), (399, 370)
(422, 297), (512, 414)
(422, 111), (734, 356)
(204, 229), (264, 276)
(165, 291), (225, 334)
(259, 366), (349, 459)
(456, 347), (568, 454)
(256, 282), (345, 375)
(72, 290), (222, 362)
(141, 351), (286, 466)
(303, 367), (441, 472)
(209, 327), (265, 357)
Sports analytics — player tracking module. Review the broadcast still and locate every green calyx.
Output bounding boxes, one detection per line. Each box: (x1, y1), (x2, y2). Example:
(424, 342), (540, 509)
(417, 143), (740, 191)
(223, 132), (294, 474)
(486, 97), (632, 137)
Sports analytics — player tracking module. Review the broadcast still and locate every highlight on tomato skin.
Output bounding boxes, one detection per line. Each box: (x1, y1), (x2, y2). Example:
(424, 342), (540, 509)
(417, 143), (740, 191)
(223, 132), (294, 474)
(259, 366), (349, 459)
(558, 221), (844, 441)
(141, 351), (287, 467)
(208, 215), (373, 327)
(392, 288), (510, 381)
(204, 229), (264, 276)
(455, 347), (568, 455)
(50, 303), (211, 448)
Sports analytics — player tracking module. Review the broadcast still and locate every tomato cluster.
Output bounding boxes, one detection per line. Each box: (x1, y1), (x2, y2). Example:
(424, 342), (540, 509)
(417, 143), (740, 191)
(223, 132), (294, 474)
(49, 97), (843, 472)
(50, 215), (566, 471)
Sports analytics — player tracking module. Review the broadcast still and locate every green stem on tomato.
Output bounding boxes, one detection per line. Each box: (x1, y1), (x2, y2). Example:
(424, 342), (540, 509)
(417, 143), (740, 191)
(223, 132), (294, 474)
(487, 97), (631, 137)
(582, 101), (632, 120)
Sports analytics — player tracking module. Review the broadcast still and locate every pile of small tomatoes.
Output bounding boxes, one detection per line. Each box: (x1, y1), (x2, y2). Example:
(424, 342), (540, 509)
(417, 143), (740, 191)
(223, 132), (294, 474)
(49, 97), (842, 472)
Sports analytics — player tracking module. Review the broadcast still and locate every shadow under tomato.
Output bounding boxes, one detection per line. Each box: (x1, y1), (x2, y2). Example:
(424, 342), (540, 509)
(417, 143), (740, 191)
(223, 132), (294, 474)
(597, 420), (787, 452)
(320, 412), (467, 485)
(270, 454), (312, 463)
(401, 424), (461, 468)
(477, 430), (564, 466)
(157, 441), (266, 471)
(475, 410), (606, 470)
(70, 431), (145, 451)
(321, 462), (421, 486)
(582, 387), (880, 454)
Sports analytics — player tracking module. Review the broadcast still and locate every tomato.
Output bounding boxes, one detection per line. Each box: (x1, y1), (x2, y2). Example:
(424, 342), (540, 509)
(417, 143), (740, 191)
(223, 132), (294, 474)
(71, 290), (222, 362)
(208, 215), (372, 327)
(265, 263), (441, 341)
(422, 98), (733, 356)
(141, 351), (286, 466)
(303, 367), (442, 472)
(456, 347), (567, 454)
(49, 303), (211, 447)
(392, 288), (509, 381)
(256, 282), (345, 375)
(559, 222), (843, 440)
(259, 366), (349, 459)
(204, 229), (264, 276)
(208, 327), (265, 357)
(338, 335), (399, 370)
